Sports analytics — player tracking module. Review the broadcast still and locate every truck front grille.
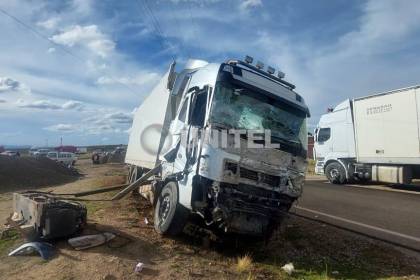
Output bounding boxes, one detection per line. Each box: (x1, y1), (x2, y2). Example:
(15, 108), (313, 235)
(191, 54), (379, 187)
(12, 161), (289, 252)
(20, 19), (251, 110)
(260, 173), (280, 186)
(239, 167), (280, 186)
(239, 167), (258, 181)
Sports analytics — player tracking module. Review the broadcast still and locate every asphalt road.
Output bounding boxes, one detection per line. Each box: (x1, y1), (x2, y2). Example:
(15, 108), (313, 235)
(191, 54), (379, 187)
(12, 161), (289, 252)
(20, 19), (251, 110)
(294, 177), (420, 251)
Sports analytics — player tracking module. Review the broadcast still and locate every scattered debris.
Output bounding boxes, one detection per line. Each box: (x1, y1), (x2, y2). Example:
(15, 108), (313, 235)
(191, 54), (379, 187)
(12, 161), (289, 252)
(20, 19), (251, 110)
(8, 242), (55, 260)
(12, 192), (87, 240)
(134, 262), (144, 273)
(281, 262), (295, 275)
(144, 217), (149, 225)
(68, 232), (116, 250)
(183, 222), (219, 242)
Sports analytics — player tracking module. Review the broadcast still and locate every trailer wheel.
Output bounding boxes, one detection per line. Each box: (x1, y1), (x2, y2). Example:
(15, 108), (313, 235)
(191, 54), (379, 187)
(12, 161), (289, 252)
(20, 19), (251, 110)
(325, 162), (346, 184)
(154, 181), (189, 236)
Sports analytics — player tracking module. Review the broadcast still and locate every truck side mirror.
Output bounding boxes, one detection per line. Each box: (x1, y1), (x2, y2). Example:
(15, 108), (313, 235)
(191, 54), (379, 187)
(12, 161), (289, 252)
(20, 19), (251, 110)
(167, 61), (177, 91)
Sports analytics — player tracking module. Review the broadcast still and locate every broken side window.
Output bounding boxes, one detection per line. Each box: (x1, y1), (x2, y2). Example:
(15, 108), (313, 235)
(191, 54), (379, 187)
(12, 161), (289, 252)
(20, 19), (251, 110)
(189, 90), (207, 127)
(178, 99), (188, 122)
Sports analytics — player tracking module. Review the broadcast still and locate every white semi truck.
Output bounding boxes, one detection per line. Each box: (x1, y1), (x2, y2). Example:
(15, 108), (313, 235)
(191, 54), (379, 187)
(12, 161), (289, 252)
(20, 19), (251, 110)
(314, 85), (420, 185)
(118, 57), (310, 237)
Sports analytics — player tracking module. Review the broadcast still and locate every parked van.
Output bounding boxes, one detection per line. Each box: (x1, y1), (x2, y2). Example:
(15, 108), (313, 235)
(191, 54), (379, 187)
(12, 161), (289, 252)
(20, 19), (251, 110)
(47, 152), (77, 166)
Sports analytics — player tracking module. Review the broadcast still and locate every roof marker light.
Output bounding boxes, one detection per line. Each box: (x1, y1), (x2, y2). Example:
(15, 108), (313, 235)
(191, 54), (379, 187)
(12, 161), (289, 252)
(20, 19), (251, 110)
(278, 71), (285, 79)
(245, 55), (253, 64)
(256, 61), (264, 69)
(267, 66), (275, 75)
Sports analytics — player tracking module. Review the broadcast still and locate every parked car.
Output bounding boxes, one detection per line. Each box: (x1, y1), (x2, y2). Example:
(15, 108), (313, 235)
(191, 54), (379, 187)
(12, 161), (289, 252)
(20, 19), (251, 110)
(33, 149), (50, 157)
(47, 151), (77, 166)
(91, 149), (108, 164)
(76, 147), (88, 154)
(1, 150), (20, 157)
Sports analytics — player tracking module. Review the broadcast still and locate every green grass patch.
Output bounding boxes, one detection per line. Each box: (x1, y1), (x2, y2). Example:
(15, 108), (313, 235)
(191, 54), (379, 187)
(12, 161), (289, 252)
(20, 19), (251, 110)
(0, 229), (21, 255)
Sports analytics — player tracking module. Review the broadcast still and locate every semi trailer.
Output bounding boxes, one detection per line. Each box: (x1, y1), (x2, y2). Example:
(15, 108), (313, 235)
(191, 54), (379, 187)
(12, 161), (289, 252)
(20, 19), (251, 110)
(120, 56), (310, 237)
(314, 85), (420, 185)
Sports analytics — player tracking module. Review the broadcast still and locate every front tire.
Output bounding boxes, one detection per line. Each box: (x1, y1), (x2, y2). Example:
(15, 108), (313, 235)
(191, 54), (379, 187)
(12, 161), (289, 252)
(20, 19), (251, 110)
(154, 181), (189, 236)
(325, 162), (347, 184)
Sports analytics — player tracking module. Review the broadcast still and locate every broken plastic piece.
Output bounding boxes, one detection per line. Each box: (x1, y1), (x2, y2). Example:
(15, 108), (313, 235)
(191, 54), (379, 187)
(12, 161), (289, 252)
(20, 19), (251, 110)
(11, 212), (23, 223)
(281, 263), (295, 275)
(8, 242), (55, 260)
(68, 232), (115, 250)
(134, 262), (144, 273)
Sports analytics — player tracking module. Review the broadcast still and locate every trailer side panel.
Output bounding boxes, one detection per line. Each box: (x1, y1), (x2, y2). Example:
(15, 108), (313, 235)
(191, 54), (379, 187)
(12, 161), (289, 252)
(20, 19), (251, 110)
(353, 88), (420, 164)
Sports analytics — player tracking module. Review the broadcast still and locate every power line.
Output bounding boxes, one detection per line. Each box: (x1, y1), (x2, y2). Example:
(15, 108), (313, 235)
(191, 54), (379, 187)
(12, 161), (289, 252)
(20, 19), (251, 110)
(0, 7), (82, 63)
(135, 0), (177, 60)
(134, 0), (168, 56)
(0, 7), (141, 97)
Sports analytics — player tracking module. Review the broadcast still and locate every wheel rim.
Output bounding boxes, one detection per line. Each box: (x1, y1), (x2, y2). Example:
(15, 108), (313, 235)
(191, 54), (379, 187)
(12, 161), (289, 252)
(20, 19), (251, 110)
(329, 168), (339, 179)
(159, 194), (171, 224)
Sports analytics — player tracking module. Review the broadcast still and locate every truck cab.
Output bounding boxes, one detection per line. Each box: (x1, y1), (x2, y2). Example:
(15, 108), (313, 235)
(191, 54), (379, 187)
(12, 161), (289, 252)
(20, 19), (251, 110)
(314, 100), (356, 180)
(125, 57), (310, 237)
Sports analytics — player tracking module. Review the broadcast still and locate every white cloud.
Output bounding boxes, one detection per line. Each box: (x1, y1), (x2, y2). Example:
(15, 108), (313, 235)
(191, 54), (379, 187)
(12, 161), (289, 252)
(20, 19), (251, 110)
(37, 17), (60, 30)
(62, 100), (84, 110)
(239, 0), (262, 11)
(85, 110), (134, 126)
(17, 99), (85, 111)
(46, 122), (122, 135)
(96, 72), (160, 86)
(47, 47), (56, 53)
(169, 0), (222, 4)
(105, 112), (133, 124)
(44, 123), (78, 133)
(50, 25), (115, 58)
(17, 99), (61, 109)
(0, 77), (29, 93)
(0, 99), (6, 103)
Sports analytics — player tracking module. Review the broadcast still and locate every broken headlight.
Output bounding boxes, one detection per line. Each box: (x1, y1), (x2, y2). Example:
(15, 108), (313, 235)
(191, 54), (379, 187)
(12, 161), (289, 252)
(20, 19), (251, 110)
(224, 161), (238, 177)
(287, 175), (305, 197)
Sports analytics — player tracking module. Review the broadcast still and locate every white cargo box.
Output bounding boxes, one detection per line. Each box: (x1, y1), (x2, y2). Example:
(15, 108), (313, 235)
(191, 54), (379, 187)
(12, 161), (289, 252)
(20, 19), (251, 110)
(353, 85), (420, 164)
(125, 67), (173, 169)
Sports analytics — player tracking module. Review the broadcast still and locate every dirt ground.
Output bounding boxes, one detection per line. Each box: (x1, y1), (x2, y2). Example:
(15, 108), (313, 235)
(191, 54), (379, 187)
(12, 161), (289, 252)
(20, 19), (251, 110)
(0, 155), (79, 192)
(0, 159), (419, 280)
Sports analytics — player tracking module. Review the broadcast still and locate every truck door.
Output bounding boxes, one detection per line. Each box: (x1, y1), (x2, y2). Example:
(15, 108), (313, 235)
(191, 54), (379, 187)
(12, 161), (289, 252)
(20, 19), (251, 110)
(170, 96), (190, 172)
(315, 127), (331, 158)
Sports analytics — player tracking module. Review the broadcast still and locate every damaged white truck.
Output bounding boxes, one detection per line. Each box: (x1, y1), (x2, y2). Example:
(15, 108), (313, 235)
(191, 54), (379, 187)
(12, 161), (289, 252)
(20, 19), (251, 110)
(116, 56), (310, 237)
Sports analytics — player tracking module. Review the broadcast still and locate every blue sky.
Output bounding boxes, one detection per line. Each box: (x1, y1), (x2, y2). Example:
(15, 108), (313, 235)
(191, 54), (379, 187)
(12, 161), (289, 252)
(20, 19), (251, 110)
(0, 0), (419, 147)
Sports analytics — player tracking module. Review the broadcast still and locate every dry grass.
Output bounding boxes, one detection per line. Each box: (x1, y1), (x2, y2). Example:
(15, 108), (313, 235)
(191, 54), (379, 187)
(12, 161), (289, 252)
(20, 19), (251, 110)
(236, 254), (253, 273)
(90, 175), (126, 188)
(306, 159), (316, 174)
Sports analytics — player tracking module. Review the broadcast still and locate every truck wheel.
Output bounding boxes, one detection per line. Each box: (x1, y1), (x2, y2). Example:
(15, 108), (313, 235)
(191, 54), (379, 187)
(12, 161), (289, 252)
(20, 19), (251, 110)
(154, 181), (189, 236)
(325, 162), (347, 184)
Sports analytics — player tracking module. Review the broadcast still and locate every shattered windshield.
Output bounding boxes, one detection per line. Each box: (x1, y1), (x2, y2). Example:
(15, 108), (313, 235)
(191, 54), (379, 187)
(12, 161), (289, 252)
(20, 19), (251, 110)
(209, 82), (307, 149)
